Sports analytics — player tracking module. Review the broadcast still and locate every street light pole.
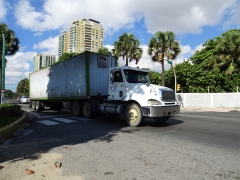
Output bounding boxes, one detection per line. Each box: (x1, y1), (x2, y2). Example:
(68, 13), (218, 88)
(172, 64), (176, 93)
(168, 61), (176, 92)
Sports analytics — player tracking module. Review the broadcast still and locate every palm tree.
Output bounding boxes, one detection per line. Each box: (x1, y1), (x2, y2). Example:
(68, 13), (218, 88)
(0, 23), (20, 100)
(148, 31), (180, 86)
(112, 33), (143, 66)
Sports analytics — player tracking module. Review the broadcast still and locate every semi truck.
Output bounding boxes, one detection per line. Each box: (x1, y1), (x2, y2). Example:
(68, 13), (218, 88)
(29, 52), (180, 126)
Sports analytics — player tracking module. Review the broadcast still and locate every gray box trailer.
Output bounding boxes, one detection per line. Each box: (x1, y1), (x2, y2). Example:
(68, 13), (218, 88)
(29, 52), (117, 110)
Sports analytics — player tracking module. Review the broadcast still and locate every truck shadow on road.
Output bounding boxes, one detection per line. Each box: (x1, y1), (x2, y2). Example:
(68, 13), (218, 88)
(0, 113), (183, 173)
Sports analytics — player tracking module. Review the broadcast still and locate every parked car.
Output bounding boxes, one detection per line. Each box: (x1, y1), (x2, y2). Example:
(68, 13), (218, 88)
(20, 96), (30, 104)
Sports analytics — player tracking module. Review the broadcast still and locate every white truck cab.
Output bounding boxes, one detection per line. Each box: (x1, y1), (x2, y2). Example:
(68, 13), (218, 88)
(100, 66), (180, 126)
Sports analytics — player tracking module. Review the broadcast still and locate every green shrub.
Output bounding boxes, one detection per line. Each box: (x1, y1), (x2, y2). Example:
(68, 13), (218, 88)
(0, 103), (22, 116)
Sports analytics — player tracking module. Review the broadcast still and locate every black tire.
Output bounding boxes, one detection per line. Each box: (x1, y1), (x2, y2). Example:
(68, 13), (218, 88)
(36, 101), (43, 111)
(72, 101), (82, 117)
(32, 101), (36, 110)
(41, 102), (45, 110)
(153, 116), (170, 123)
(125, 103), (143, 127)
(82, 101), (93, 119)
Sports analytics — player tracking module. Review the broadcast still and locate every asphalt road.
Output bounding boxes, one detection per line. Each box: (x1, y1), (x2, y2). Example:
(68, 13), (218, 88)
(0, 103), (240, 180)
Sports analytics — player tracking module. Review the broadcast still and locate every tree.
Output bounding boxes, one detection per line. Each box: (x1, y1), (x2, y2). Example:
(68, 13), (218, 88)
(148, 31), (180, 86)
(98, 47), (110, 56)
(16, 78), (29, 96)
(112, 33), (143, 66)
(0, 23), (20, 101)
(190, 29), (240, 75)
(5, 89), (14, 98)
(214, 29), (240, 74)
(57, 52), (79, 63)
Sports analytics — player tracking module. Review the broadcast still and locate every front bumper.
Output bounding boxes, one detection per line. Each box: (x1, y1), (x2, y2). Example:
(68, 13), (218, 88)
(141, 105), (180, 117)
(22, 99), (30, 103)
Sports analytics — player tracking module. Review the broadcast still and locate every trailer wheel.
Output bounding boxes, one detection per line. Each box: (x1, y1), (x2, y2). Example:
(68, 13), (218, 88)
(41, 102), (45, 110)
(32, 101), (36, 110)
(125, 103), (143, 127)
(82, 101), (93, 119)
(153, 116), (170, 123)
(72, 102), (82, 117)
(36, 101), (43, 111)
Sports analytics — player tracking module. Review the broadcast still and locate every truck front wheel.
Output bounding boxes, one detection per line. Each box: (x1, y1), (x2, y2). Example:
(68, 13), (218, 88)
(125, 103), (143, 127)
(153, 116), (170, 123)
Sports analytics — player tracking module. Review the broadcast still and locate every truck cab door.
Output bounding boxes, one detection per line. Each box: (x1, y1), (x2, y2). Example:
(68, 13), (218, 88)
(109, 70), (125, 100)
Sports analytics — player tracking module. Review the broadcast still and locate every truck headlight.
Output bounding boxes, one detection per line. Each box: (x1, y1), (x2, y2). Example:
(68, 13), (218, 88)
(148, 99), (161, 105)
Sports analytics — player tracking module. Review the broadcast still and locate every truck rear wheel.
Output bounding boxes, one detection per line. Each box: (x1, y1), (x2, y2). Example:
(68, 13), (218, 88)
(153, 116), (170, 123)
(125, 103), (143, 127)
(32, 101), (36, 110)
(82, 101), (93, 119)
(36, 101), (43, 111)
(72, 102), (82, 117)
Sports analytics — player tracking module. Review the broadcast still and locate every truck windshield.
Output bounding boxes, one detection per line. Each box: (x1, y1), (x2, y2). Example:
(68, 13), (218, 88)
(123, 69), (150, 83)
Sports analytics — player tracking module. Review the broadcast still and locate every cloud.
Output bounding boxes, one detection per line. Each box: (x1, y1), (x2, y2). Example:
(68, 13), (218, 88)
(5, 52), (36, 85)
(13, 0), (238, 35)
(223, 1), (240, 28)
(195, 44), (204, 51)
(0, 0), (7, 20)
(33, 32), (43, 36)
(5, 35), (59, 88)
(141, 0), (237, 34)
(33, 36), (58, 55)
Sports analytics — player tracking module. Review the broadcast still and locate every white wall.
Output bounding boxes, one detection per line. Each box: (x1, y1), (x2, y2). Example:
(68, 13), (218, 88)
(177, 93), (240, 108)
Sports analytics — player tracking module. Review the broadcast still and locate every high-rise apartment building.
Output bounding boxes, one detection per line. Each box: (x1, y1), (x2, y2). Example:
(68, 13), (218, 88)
(58, 19), (104, 57)
(33, 54), (56, 72)
(58, 30), (69, 58)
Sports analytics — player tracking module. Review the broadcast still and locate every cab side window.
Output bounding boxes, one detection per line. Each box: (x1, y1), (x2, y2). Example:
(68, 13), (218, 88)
(114, 71), (123, 82)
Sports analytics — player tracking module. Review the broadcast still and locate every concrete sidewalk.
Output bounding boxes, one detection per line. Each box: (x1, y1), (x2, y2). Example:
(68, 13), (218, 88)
(180, 106), (240, 112)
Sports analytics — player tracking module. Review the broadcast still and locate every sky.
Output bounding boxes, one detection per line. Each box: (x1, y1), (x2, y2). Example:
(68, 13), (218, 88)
(0, 0), (240, 92)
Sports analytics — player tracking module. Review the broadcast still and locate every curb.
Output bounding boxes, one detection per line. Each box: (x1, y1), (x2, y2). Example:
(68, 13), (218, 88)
(180, 107), (240, 112)
(0, 111), (29, 142)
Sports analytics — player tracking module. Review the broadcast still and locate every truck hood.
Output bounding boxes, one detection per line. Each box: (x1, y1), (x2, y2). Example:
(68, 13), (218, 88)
(149, 84), (174, 92)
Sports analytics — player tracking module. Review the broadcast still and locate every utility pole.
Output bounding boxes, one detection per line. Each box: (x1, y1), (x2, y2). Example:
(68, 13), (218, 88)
(1, 34), (6, 104)
(168, 61), (176, 92)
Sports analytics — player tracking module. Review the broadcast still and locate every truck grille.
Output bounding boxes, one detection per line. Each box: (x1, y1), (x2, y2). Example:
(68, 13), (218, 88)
(161, 90), (175, 101)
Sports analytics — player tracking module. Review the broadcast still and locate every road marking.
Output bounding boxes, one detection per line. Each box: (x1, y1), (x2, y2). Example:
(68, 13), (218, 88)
(31, 112), (40, 118)
(22, 130), (34, 136)
(69, 116), (93, 121)
(52, 118), (78, 123)
(37, 120), (59, 125)
(38, 114), (70, 119)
